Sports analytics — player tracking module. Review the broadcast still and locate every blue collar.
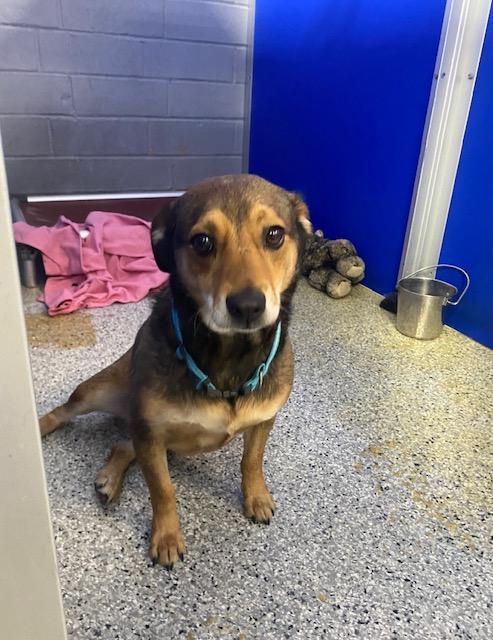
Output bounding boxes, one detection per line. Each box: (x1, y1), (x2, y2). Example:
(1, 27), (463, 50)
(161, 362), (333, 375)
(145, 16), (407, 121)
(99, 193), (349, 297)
(171, 304), (282, 398)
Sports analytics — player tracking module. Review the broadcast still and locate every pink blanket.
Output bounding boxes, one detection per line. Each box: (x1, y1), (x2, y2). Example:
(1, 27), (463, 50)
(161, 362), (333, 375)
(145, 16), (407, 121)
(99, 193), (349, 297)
(14, 211), (168, 316)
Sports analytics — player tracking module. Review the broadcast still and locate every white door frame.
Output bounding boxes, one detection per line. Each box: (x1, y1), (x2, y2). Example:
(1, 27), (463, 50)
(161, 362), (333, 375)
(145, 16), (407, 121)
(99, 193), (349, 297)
(399, 0), (491, 279)
(0, 133), (66, 637)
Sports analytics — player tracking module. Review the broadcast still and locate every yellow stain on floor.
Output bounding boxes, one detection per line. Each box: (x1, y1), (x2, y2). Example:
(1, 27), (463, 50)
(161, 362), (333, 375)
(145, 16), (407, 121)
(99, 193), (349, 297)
(360, 413), (493, 551)
(347, 305), (493, 552)
(25, 311), (96, 349)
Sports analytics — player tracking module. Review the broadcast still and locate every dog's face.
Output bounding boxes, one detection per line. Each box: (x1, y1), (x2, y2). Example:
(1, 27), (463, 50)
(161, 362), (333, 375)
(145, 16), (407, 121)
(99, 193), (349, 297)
(152, 175), (311, 334)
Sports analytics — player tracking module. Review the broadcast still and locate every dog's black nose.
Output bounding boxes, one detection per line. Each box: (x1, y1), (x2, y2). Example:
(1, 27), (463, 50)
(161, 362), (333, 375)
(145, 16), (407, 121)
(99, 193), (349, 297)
(226, 288), (266, 324)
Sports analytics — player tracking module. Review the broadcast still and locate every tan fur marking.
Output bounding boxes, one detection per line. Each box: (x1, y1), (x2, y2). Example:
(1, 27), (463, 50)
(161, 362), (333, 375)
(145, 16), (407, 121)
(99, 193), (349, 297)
(95, 440), (136, 504)
(289, 192), (312, 234)
(189, 208), (233, 241)
(140, 340), (292, 457)
(178, 204), (299, 332)
(241, 419), (276, 523)
(135, 436), (185, 566)
(140, 378), (290, 457)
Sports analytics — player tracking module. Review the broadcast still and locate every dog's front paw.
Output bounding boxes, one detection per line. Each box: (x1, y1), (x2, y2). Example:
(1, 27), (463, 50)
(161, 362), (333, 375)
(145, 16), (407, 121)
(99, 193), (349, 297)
(244, 489), (276, 524)
(94, 467), (123, 505)
(149, 523), (186, 569)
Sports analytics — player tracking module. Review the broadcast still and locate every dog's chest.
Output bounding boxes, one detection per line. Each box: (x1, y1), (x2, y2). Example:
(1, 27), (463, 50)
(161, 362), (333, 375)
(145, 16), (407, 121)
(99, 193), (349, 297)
(143, 391), (286, 455)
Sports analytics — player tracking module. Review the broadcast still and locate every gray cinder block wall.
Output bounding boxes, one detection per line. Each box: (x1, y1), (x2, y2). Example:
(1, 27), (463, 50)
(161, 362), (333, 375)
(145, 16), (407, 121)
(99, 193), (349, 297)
(0, 0), (251, 195)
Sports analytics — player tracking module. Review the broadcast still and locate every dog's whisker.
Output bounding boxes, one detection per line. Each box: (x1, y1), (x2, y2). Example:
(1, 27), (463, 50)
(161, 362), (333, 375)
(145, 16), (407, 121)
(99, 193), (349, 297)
(193, 312), (200, 336)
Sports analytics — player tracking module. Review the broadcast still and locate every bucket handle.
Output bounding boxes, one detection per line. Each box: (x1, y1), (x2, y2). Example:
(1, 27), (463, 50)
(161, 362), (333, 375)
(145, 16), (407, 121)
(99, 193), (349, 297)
(402, 264), (470, 306)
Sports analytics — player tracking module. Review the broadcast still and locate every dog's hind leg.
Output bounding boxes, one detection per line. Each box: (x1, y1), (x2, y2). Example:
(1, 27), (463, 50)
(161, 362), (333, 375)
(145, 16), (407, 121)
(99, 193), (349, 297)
(95, 439), (136, 505)
(39, 349), (132, 437)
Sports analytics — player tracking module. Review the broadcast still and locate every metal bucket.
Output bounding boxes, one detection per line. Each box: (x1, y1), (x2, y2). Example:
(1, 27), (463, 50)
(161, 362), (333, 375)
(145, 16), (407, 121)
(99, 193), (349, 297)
(396, 264), (470, 340)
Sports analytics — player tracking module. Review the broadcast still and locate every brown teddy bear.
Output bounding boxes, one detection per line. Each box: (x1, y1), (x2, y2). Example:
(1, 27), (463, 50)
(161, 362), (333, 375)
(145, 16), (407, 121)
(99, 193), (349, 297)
(302, 230), (365, 298)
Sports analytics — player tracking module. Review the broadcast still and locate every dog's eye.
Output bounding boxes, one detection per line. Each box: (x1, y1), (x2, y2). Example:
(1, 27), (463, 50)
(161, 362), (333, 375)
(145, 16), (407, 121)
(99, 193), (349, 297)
(191, 233), (215, 256)
(265, 226), (285, 249)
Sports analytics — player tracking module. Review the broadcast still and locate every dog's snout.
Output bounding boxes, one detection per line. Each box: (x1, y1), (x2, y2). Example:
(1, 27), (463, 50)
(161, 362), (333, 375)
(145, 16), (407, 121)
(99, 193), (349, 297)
(226, 288), (266, 324)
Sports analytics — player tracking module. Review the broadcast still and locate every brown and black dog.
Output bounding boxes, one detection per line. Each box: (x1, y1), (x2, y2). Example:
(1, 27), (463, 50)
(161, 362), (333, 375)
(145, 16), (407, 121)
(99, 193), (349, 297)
(40, 174), (311, 568)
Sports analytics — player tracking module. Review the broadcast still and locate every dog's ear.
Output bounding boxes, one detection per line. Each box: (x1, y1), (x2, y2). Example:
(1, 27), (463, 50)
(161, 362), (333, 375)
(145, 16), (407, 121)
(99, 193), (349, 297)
(289, 192), (312, 236)
(151, 201), (177, 273)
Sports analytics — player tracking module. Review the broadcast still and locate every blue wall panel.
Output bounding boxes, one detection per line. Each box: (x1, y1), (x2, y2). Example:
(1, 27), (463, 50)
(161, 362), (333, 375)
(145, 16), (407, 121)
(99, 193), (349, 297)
(439, 15), (493, 349)
(249, 0), (446, 294)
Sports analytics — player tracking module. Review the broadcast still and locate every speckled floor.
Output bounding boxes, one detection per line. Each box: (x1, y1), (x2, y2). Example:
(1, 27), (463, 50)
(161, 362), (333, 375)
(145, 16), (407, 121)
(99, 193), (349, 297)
(26, 282), (493, 640)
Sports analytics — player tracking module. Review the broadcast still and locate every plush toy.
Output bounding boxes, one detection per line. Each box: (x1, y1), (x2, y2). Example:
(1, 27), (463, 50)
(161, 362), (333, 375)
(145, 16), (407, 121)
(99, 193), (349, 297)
(302, 230), (365, 298)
